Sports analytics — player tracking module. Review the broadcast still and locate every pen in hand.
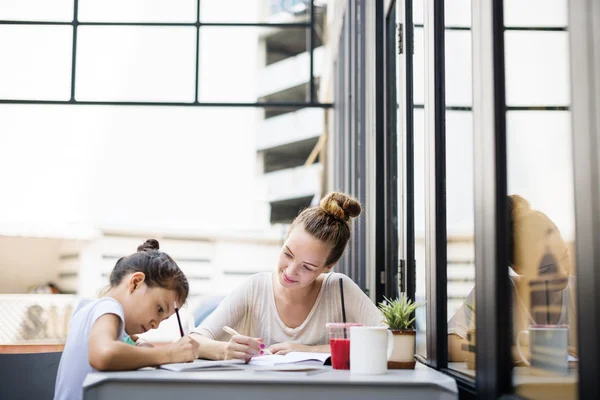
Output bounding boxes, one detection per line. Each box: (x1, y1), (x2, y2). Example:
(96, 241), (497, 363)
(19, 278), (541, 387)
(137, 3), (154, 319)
(222, 326), (272, 355)
(174, 302), (184, 337)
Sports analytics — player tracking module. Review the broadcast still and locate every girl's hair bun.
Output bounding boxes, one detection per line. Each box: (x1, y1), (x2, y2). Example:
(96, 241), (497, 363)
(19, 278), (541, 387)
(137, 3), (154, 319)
(320, 192), (362, 222)
(137, 238), (160, 252)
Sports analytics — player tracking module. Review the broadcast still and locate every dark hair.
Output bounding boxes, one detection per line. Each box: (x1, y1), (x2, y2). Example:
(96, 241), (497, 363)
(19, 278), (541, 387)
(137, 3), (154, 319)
(109, 239), (189, 304)
(289, 192), (362, 266)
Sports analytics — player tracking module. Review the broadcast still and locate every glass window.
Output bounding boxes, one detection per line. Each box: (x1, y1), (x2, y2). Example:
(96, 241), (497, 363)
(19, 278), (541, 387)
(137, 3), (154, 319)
(78, 0), (197, 23)
(0, 0), (74, 22)
(0, 25), (73, 100)
(200, 0), (313, 24)
(505, 1), (578, 397)
(504, 0), (568, 27)
(505, 31), (570, 107)
(198, 27), (318, 104)
(444, 0), (475, 377)
(412, 0), (427, 357)
(76, 26), (197, 102)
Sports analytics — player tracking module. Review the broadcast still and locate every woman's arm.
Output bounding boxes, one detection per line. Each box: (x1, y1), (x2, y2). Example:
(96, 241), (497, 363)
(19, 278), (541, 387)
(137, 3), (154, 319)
(268, 342), (330, 355)
(189, 277), (263, 360)
(88, 314), (200, 370)
(190, 332), (262, 360)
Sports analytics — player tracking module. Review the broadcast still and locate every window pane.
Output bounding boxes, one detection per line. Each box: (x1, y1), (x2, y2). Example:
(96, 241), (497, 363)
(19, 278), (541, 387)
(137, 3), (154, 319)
(199, 27), (320, 104)
(504, 0), (567, 27)
(78, 0), (196, 23)
(0, 0), (73, 22)
(505, 31), (570, 107)
(413, 0), (424, 25)
(445, 30), (472, 107)
(0, 26), (73, 101)
(445, 0), (471, 27)
(76, 26), (196, 102)
(508, 111), (578, 399)
(413, 108), (427, 357)
(201, 0), (315, 24)
(413, 27), (425, 105)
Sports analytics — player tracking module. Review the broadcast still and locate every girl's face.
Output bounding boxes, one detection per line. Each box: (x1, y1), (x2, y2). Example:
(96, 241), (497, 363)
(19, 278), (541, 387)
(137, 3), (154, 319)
(276, 225), (333, 290)
(121, 273), (179, 335)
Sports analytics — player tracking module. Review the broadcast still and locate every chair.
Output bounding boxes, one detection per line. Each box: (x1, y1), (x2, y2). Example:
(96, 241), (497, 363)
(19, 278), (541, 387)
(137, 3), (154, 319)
(0, 351), (62, 399)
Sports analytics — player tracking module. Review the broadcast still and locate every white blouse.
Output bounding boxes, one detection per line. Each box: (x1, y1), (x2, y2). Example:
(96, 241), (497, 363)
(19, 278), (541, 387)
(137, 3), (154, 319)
(192, 272), (384, 346)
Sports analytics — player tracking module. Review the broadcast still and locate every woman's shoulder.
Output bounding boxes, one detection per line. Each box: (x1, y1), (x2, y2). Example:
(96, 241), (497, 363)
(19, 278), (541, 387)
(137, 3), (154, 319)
(323, 272), (354, 284)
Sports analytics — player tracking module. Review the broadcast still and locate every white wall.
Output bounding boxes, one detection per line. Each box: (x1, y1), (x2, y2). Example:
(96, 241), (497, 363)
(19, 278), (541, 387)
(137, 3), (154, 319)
(0, 237), (62, 293)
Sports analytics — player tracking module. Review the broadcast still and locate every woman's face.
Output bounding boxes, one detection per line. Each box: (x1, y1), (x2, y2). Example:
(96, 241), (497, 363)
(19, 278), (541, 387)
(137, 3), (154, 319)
(276, 225), (333, 289)
(122, 273), (179, 335)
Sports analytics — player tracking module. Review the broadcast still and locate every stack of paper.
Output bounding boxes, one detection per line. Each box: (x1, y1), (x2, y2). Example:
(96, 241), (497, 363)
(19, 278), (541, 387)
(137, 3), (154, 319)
(249, 352), (331, 366)
(159, 359), (245, 372)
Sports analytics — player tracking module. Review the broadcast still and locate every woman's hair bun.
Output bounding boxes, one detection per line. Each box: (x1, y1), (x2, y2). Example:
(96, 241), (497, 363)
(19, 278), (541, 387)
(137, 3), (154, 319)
(320, 192), (362, 222)
(137, 238), (160, 252)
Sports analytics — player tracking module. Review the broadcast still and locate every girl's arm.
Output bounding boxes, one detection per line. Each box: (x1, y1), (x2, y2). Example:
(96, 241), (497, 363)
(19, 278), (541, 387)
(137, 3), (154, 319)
(89, 314), (200, 370)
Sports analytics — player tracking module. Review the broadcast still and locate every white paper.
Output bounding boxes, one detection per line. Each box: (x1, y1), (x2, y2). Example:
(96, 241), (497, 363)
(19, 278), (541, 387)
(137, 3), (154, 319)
(249, 352), (331, 366)
(159, 358), (245, 372)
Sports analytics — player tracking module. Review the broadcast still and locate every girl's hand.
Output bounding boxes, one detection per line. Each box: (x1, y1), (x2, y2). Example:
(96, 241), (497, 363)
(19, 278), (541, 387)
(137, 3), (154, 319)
(225, 335), (264, 361)
(268, 342), (308, 355)
(165, 336), (201, 364)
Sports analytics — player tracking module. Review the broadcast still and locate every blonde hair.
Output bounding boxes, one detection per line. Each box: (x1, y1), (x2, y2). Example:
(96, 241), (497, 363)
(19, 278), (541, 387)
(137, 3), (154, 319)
(289, 192), (362, 266)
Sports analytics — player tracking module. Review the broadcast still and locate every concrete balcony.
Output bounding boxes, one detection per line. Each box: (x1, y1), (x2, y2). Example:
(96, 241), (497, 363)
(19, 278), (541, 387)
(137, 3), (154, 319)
(258, 46), (324, 98)
(265, 163), (322, 203)
(257, 108), (323, 151)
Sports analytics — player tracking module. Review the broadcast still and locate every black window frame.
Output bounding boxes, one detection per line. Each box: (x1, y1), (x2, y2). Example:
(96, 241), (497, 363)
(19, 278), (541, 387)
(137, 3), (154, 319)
(0, 0), (331, 110)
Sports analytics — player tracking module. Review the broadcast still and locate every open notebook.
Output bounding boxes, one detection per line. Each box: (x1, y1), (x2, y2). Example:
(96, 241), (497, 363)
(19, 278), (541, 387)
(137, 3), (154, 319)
(159, 359), (245, 372)
(249, 352), (331, 366)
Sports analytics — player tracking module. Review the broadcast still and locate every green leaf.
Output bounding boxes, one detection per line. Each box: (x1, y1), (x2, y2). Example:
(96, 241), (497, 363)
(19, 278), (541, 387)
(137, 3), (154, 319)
(377, 293), (424, 330)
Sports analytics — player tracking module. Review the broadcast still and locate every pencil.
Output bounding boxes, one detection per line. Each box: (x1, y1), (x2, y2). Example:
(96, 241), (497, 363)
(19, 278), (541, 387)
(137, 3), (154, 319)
(174, 302), (184, 337)
(223, 326), (272, 355)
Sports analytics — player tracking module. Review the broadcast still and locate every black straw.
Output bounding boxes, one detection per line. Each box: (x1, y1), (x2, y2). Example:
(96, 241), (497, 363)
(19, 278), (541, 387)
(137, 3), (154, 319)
(339, 278), (347, 339)
(339, 278), (347, 322)
(545, 280), (550, 325)
(174, 302), (184, 337)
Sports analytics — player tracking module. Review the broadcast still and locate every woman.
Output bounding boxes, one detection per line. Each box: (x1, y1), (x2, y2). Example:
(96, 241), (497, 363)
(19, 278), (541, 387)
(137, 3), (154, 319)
(190, 192), (384, 360)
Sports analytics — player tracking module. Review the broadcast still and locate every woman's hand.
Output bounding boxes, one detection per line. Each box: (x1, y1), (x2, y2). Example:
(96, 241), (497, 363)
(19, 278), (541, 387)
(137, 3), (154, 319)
(267, 342), (309, 355)
(164, 336), (202, 364)
(224, 335), (264, 361)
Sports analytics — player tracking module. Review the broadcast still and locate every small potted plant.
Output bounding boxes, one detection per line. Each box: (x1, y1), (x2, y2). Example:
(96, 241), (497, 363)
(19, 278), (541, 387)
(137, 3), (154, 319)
(378, 293), (424, 369)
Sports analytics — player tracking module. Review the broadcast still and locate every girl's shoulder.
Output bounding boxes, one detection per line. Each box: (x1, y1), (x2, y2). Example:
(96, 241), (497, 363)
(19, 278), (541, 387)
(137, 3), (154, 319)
(73, 297), (124, 321)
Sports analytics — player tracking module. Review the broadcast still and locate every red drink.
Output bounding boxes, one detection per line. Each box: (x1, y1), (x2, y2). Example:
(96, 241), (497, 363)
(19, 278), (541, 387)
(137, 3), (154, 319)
(330, 338), (351, 370)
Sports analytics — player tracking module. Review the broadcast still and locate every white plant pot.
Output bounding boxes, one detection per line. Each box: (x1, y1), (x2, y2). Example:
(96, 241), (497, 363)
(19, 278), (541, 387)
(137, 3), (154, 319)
(388, 330), (416, 369)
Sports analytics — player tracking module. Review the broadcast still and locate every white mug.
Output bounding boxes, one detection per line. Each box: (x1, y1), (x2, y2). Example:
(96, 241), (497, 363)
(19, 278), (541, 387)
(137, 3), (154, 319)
(516, 326), (568, 373)
(349, 326), (393, 375)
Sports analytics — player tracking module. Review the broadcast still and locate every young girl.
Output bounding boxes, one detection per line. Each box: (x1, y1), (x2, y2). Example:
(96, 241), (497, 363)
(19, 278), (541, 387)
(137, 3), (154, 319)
(54, 239), (201, 400)
(190, 192), (384, 360)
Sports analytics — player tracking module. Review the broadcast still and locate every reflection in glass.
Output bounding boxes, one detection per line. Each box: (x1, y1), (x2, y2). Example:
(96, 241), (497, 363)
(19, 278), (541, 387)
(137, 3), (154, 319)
(505, 0), (577, 396)
(508, 113), (577, 399)
(0, 26), (73, 101)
